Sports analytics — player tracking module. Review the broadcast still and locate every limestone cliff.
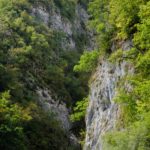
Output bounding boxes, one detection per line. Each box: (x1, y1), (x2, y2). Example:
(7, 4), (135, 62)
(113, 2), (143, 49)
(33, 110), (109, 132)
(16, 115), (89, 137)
(84, 40), (134, 150)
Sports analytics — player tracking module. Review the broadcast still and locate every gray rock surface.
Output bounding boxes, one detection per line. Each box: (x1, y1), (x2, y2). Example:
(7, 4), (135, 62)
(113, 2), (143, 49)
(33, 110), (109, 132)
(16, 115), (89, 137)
(84, 40), (134, 150)
(37, 88), (70, 130)
(31, 4), (96, 51)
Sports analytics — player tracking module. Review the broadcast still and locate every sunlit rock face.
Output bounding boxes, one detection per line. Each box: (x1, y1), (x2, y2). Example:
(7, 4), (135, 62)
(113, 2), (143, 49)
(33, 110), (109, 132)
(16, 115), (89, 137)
(84, 40), (133, 150)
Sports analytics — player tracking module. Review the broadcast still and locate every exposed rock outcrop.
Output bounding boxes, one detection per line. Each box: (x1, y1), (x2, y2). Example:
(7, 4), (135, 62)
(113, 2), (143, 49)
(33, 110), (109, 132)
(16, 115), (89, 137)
(37, 88), (80, 149)
(32, 3), (95, 51)
(84, 40), (134, 150)
(37, 88), (70, 130)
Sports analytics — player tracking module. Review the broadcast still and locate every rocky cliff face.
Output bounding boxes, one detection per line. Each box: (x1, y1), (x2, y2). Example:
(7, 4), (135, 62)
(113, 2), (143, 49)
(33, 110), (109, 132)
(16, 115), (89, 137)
(84, 41), (133, 150)
(31, 3), (87, 114)
(32, 3), (95, 51)
(30, 2), (94, 144)
(37, 88), (70, 130)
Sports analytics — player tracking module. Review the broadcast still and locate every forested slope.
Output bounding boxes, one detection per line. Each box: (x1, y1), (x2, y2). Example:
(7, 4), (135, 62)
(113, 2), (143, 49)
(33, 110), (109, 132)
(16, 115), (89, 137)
(1, 0), (150, 150)
(0, 0), (90, 149)
(81, 0), (150, 149)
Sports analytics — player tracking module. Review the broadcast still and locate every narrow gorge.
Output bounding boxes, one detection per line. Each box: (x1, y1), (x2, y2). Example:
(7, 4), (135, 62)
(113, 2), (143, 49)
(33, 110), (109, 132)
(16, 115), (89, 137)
(0, 0), (150, 150)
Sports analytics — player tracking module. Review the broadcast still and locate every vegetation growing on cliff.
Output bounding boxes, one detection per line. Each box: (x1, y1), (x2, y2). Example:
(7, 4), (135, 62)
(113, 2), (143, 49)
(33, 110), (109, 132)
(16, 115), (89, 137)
(1, 0), (150, 149)
(74, 50), (99, 73)
(87, 0), (150, 149)
(0, 0), (89, 149)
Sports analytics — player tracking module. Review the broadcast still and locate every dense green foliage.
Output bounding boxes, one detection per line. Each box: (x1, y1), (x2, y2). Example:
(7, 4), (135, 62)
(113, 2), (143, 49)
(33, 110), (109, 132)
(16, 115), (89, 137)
(88, 0), (150, 149)
(74, 50), (99, 73)
(70, 97), (88, 147)
(54, 0), (76, 19)
(0, 0), (89, 104)
(0, 0), (90, 149)
(88, 0), (113, 53)
(0, 91), (31, 149)
(1, 0), (150, 149)
(24, 107), (73, 150)
(71, 97), (88, 122)
(0, 91), (73, 150)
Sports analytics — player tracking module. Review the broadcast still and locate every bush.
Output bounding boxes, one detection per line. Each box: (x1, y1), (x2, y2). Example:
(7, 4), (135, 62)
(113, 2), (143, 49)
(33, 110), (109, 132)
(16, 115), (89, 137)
(74, 50), (99, 73)
(0, 91), (31, 150)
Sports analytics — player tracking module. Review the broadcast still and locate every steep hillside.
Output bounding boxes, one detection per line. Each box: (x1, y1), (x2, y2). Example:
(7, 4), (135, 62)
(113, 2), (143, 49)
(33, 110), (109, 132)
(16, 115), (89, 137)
(0, 0), (92, 149)
(1, 0), (150, 150)
(83, 0), (150, 150)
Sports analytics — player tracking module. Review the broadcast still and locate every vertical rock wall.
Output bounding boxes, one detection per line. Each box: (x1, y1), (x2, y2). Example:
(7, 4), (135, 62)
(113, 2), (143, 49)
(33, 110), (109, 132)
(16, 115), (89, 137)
(84, 41), (133, 150)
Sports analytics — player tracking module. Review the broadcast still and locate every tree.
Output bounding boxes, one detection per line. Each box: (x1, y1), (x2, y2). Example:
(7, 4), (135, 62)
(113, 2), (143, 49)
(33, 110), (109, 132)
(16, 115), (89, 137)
(74, 50), (99, 73)
(0, 91), (31, 150)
